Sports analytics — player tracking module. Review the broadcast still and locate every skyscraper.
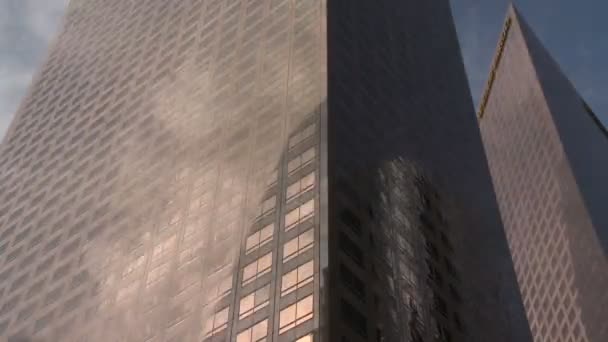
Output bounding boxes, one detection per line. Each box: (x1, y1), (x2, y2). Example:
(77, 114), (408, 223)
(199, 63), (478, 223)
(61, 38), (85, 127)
(478, 5), (608, 342)
(0, 1), (529, 341)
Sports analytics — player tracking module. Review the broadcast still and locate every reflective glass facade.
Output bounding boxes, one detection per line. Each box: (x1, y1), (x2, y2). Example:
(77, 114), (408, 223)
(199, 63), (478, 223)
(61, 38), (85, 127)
(0, 1), (529, 341)
(479, 6), (608, 342)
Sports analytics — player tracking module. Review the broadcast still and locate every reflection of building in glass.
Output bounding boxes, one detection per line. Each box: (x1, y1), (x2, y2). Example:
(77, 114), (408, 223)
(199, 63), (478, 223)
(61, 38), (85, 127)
(478, 5), (608, 342)
(0, 1), (530, 341)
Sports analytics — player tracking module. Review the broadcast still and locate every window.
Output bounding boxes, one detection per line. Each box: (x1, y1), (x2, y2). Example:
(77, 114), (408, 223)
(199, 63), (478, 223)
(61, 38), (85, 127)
(285, 200), (314, 231)
(281, 260), (314, 296)
(266, 168), (278, 187)
(239, 284), (270, 319)
(204, 306), (229, 337)
(341, 299), (367, 337)
(279, 295), (314, 334)
(288, 123), (316, 149)
(236, 319), (268, 342)
(296, 334), (313, 342)
(283, 229), (314, 262)
(245, 223), (274, 254)
(287, 147), (315, 174)
(205, 273), (233, 304)
(258, 196), (276, 216)
(286, 172), (315, 201)
(339, 232), (363, 267)
(243, 253), (273, 286)
(339, 264), (365, 300)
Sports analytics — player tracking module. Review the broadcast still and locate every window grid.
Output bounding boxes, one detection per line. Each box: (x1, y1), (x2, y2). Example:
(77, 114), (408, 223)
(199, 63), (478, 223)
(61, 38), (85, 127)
(287, 147), (316, 174)
(245, 223), (274, 255)
(283, 229), (314, 263)
(285, 200), (314, 231)
(281, 260), (314, 296)
(239, 284), (271, 319)
(295, 334), (313, 342)
(258, 196), (276, 217)
(204, 306), (229, 337)
(236, 319), (268, 342)
(279, 295), (314, 334)
(288, 123), (316, 150)
(206, 272), (233, 304)
(242, 252), (273, 286)
(286, 172), (315, 201)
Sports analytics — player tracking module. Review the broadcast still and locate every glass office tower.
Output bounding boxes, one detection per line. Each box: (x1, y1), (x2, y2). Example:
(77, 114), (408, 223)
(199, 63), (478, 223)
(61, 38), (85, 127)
(0, 1), (530, 341)
(478, 5), (608, 342)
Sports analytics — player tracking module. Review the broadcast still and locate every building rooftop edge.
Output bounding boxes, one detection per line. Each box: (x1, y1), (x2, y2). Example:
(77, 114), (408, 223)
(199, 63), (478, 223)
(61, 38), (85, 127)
(581, 100), (608, 139)
(476, 9), (515, 120)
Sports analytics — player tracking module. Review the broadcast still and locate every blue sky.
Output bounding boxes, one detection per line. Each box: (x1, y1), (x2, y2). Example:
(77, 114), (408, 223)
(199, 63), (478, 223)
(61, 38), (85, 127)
(0, 0), (606, 139)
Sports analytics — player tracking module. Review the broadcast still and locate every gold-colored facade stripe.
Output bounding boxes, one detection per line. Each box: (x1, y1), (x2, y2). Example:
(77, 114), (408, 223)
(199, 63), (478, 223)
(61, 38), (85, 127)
(477, 17), (512, 119)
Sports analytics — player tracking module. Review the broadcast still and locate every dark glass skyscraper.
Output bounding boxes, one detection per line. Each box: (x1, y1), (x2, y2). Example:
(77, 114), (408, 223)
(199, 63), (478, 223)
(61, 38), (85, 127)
(478, 5), (608, 342)
(0, 1), (529, 341)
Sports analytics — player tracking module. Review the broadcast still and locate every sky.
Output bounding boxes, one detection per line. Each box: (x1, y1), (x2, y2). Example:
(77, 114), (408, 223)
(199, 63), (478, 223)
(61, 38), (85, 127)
(0, 0), (606, 140)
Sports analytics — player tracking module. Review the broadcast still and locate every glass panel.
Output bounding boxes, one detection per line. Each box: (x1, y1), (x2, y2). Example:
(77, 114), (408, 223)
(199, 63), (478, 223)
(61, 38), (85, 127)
(287, 182), (300, 199)
(285, 200), (314, 231)
(300, 229), (314, 247)
(283, 238), (299, 261)
(246, 224), (274, 255)
(281, 260), (314, 296)
(204, 315), (214, 335)
(237, 319), (268, 342)
(281, 268), (298, 294)
(287, 158), (300, 173)
(243, 253), (272, 286)
(239, 293), (255, 316)
(285, 208), (299, 229)
(302, 148), (315, 163)
(254, 284), (270, 306)
(300, 260), (314, 280)
(279, 295), (314, 334)
(300, 200), (314, 218)
(215, 307), (229, 328)
(259, 223), (274, 243)
(267, 169), (278, 186)
(243, 262), (257, 283)
(302, 172), (315, 191)
(236, 330), (251, 342)
(297, 295), (313, 320)
(279, 304), (296, 331)
(246, 232), (259, 253)
(205, 306), (230, 336)
(296, 334), (313, 342)
(258, 253), (272, 273)
(284, 230), (315, 262)
(251, 319), (268, 341)
(218, 274), (233, 295)
(260, 196), (275, 214)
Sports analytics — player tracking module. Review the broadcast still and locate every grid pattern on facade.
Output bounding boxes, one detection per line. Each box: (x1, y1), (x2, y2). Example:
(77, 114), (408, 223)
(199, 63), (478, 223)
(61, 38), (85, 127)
(0, 0), (325, 341)
(478, 7), (607, 342)
(326, 1), (531, 342)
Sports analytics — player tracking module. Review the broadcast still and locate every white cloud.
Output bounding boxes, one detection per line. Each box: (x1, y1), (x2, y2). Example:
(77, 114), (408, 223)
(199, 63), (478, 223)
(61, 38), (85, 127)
(0, 0), (69, 140)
